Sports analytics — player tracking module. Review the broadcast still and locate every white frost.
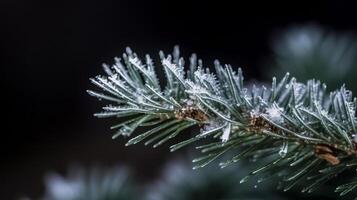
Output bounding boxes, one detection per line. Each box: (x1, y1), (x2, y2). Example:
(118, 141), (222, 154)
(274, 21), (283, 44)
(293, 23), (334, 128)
(279, 140), (288, 157)
(293, 82), (306, 103)
(221, 123), (231, 142)
(265, 106), (284, 123)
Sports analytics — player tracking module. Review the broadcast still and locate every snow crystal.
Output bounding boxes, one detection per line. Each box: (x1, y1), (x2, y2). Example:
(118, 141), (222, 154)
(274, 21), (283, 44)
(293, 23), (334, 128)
(136, 96), (144, 103)
(279, 141), (288, 157)
(185, 81), (209, 95)
(265, 106), (284, 123)
(250, 108), (261, 118)
(221, 123), (231, 142)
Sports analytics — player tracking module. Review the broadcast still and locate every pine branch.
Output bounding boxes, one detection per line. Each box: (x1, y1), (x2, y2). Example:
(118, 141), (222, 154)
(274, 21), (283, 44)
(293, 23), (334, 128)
(88, 46), (357, 196)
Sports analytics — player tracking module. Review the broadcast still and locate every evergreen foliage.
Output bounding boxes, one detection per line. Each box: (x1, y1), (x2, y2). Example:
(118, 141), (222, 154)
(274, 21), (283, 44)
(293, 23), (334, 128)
(42, 165), (136, 200)
(88, 46), (357, 196)
(268, 25), (357, 92)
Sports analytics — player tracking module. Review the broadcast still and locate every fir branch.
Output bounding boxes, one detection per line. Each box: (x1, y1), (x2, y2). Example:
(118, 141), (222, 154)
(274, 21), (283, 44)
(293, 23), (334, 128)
(88, 46), (357, 196)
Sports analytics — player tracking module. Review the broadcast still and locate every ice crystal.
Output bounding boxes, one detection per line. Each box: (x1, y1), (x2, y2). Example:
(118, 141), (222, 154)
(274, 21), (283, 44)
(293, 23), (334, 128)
(265, 106), (283, 123)
(221, 123), (231, 142)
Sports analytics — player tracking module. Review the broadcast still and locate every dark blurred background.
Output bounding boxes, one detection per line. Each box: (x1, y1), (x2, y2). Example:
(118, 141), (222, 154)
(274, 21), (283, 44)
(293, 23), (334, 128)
(1, 0), (357, 199)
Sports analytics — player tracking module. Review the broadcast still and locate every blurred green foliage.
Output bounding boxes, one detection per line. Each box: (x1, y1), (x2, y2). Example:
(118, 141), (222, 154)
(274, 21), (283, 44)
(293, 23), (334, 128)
(42, 165), (137, 200)
(268, 24), (357, 93)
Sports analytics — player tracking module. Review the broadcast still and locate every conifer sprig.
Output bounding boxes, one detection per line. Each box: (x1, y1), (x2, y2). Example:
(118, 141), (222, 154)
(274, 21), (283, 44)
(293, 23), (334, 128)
(88, 46), (357, 196)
